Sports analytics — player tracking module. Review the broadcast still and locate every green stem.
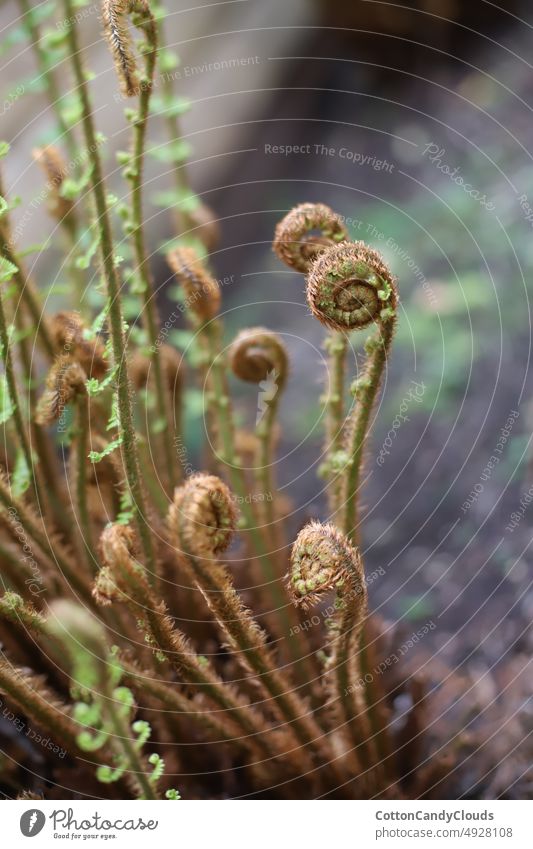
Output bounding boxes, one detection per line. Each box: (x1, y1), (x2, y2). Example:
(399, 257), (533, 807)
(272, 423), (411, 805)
(100, 692), (158, 800)
(342, 319), (395, 544)
(0, 286), (41, 504)
(61, 0), (155, 575)
(18, 0), (78, 161)
(255, 392), (279, 532)
(324, 331), (347, 515)
(126, 16), (176, 496)
(156, 6), (195, 234)
(203, 322), (304, 646)
(0, 230), (55, 361)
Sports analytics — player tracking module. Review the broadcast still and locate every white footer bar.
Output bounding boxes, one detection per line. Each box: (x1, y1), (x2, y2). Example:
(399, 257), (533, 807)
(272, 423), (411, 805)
(3, 799), (531, 848)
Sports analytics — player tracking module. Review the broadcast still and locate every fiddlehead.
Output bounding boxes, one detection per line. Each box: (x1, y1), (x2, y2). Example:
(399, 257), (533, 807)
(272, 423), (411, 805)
(168, 478), (345, 786)
(228, 328), (304, 656)
(229, 327), (288, 522)
(288, 520), (362, 608)
(288, 522), (377, 773)
(102, 0), (157, 97)
(229, 327), (288, 388)
(306, 241), (396, 332)
(273, 202), (348, 273)
(166, 246), (221, 322)
(305, 241), (398, 542)
(171, 473), (237, 557)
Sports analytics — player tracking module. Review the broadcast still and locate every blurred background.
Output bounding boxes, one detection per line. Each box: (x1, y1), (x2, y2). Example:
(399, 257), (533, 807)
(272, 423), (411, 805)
(1, 0), (532, 792)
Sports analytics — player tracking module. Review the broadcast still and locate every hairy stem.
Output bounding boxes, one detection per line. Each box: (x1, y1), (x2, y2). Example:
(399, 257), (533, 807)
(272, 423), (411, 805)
(0, 286), (41, 504)
(18, 0), (78, 161)
(61, 0), (155, 574)
(0, 472), (91, 602)
(342, 319), (396, 544)
(175, 539), (342, 783)
(74, 395), (97, 571)
(123, 4), (176, 496)
(324, 331), (348, 515)
(203, 322), (280, 581)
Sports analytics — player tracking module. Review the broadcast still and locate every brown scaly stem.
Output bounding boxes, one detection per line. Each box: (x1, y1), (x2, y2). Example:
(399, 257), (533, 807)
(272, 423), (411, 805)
(61, 0), (156, 574)
(0, 655), (82, 755)
(21, 1), (93, 316)
(73, 394), (98, 571)
(119, 659), (285, 795)
(120, 658), (298, 792)
(288, 522), (377, 776)
(1, 176), (87, 536)
(166, 248), (315, 679)
(168, 475), (347, 787)
(96, 523), (300, 778)
(0, 471), (92, 602)
(227, 327), (322, 683)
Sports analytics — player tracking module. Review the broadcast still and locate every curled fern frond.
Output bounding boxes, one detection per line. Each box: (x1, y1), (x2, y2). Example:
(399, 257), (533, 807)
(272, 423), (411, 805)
(32, 146), (74, 223)
(273, 202), (347, 273)
(288, 520), (365, 610)
(306, 241), (397, 332)
(35, 355), (86, 426)
(229, 327), (288, 388)
(170, 473), (237, 557)
(102, 0), (157, 97)
(49, 311), (107, 379)
(166, 246), (221, 321)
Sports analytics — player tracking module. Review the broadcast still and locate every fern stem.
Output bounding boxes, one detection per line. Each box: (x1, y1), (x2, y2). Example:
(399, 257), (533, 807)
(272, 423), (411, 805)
(323, 331), (348, 514)
(61, 0), (156, 574)
(342, 321), (395, 544)
(0, 472), (91, 601)
(124, 7), (176, 496)
(18, 0), (79, 160)
(0, 286), (41, 504)
(74, 395), (97, 571)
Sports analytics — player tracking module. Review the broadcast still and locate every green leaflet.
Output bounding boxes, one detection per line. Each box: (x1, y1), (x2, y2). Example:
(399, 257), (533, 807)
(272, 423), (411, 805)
(0, 256), (18, 283)
(147, 139), (192, 164)
(11, 449), (33, 497)
(151, 93), (190, 118)
(88, 435), (123, 464)
(60, 166), (93, 201)
(151, 187), (200, 212)
(0, 375), (15, 425)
